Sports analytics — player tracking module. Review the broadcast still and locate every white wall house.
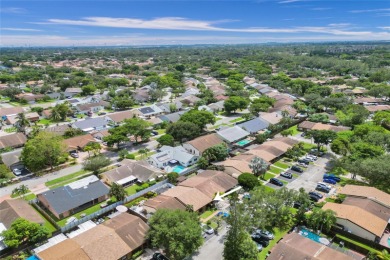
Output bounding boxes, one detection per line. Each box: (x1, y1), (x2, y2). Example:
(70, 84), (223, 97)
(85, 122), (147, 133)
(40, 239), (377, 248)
(147, 146), (199, 169)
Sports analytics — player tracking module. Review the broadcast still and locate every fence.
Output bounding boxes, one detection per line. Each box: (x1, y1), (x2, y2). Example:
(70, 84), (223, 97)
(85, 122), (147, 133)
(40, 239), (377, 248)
(60, 179), (170, 233)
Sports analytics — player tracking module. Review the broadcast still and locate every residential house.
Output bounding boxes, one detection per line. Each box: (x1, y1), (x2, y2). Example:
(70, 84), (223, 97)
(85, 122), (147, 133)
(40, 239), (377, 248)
(157, 100), (183, 113)
(0, 107), (24, 123)
(354, 97), (386, 105)
(25, 112), (40, 122)
(215, 95), (228, 101)
(62, 134), (96, 152)
(180, 95), (201, 106)
(216, 125), (250, 144)
(75, 100), (109, 114)
(161, 186), (211, 212)
(298, 121), (350, 132)
(137, 104), (163, 118)
(183, 133), (224, 156)
(218, 154), (258, 177)
(146, 117), (163, 126)
(198, 105), (213, 113)
(323, 202), (388, 242)
(0, 199), (44, 229)
(36, 213), (148, 260)
(132, 86), (151, 103)
(207, 101), (225, 113)
(42, 109), (52, 119)
(72, 117), (110, 132)
(158, 111), (187, 123)
(100, 159), (164, 187)
(44, 124), (71, 136)
(106, 110), (139, 124)
(92, 129), (110, 140)
(37, 175), (109, 219)
(1, 149), (22, 169)
(64, 87), (82, 98)
(259, 112), (283, 125)
(340, 185), (390, 209)
(15, 93), (45, 104)
(268, 232), (355, 260)
(246, 137), (299, 163)
(366, 105), (390, 113)
(147, 146), (198, 170)
(184, 77), (200, 88)
(143, 195), (187, 213)
(181, 87), (200, 98)
(237, 117), (269, 134)
(0, 133), (27, 150)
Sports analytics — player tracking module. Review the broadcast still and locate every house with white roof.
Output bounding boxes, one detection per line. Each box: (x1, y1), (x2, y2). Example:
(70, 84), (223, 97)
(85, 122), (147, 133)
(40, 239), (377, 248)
(147, 146), (199, 170)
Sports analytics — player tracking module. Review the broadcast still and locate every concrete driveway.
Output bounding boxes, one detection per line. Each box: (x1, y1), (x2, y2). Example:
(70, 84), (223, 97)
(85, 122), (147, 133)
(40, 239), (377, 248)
(191, 226), (227, 260)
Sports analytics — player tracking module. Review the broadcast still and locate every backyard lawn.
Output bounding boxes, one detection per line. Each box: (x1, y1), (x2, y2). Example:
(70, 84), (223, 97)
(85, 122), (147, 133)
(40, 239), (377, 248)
(200, 210), (216, 220)
(124, 184), (140, 195)
(258, 228), (290, 259)
(33, 208), (57, 233)
(38, 118), (53, 125)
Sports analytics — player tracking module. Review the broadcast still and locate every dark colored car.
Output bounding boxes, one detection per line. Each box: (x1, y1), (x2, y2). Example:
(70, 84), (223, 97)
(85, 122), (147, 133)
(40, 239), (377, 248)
(323, 174), (341, 182)
(270, 178), (283, 186)
(315, 185), (330, 193)
(298, 158), (311, 164)
(309, 191), (323, 199)
(280, 172), (292, 179)
(152, 253), (169, 260)
(251, 235), (270, 247)
(323, 178), (337, 185)
(291, 165), (304, 173)
(309, 194), (320, 202)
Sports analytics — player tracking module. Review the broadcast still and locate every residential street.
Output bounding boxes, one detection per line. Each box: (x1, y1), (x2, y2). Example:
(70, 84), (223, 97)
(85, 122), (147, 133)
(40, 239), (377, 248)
(190, 226), (227, 260)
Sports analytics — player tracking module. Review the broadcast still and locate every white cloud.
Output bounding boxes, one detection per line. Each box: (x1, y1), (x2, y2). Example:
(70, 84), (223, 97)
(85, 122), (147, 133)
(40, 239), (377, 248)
(311, 7), (332, 11)
(43, 16), (381, 37)
(349, 8), (390, 13)
(379, 26), (390, 30)
(0, 7), (26, 14)
(2, 28), (42, 32)
(278, 0), (303, 4)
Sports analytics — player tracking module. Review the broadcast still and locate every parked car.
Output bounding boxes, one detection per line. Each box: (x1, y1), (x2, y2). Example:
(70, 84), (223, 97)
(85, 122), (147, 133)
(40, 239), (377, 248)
(323, 174), (341, 182)
(298, 159), (310, 165)
(301, 132), (306, 137)
(309, 191), (323, 199)
(304, 156), (315, 162)
(70, 152), (79, 158)
(307, 155), (318, 160)
(153, 253), (169, 260)
(253, 229), (274, 240)
(323, 178), (337, 185)
(309, 194), (320, 202)
(317, 182), (332, 189)
(309, 149), (324, 156)
(254, 242), (263, 251)
(297, 162), (308, 168)
(201, 224), (214, 235)
(251, 235), (270, 247)
(217, 211), (230, 218)
(280, 172), (292, 179)
(270, 178), (283, 186)
(316, 185), (330, 193)
(12, 168), (23, 176)
(291, 165), (304, 173)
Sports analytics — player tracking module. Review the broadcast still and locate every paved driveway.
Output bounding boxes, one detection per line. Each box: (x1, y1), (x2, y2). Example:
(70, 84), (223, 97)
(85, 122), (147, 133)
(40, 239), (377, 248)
(190, 226), (227, 260)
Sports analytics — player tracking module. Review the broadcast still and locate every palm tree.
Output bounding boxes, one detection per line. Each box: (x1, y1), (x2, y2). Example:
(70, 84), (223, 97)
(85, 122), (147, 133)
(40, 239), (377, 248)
(320, 209), (337, 232)
(11, 184), (29, 199)
(249, 156), (269, 180)
(109, 183), (128, 201)
(50, 107), (62, 121)
(377, 250), (390, 260)
(15, 113), (30, 134)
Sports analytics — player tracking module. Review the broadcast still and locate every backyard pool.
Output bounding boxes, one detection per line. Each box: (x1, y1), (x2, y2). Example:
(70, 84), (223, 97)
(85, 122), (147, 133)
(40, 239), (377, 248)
(172, 165), (186, 173)
(236, 139), (251, 146)
(299, 227), (330, 245)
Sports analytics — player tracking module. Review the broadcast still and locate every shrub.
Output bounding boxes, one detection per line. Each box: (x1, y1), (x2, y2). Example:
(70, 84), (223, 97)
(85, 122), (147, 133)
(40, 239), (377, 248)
(126, 153), (135, 159)
(238, 173), (260, 190)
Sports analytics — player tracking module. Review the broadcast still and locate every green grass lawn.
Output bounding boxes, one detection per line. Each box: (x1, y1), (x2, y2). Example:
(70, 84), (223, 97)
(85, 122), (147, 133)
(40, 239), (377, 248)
(10, 190), (32, 198)
(264, 172), (276, 181)
(273, 161), (290, 169)
(339, 177), (369, 187)
(200, 210), (216, 220)
(4, 127), (17, 133)
(269, 166), (283, 174)
(33, 208), (57, 233)
(287, 125), (300, 135)
(124, 184), (140, 195)
(45, 170), (89, 188)
(134, 151), (156, 160)
(57, 201), (109, 227)
(302, 143), (317, 151)
(263, 185), (276, 193)
(38, 118), (53, 125)
(258, 228), (290, 259)
(24, 193), (37, 201)
(229, 117), (243, 123)
(156, 129), (166, 135)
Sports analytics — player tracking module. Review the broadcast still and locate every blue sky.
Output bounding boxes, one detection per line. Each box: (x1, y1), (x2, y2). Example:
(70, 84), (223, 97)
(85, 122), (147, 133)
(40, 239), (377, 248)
(0, 0), (389, 46)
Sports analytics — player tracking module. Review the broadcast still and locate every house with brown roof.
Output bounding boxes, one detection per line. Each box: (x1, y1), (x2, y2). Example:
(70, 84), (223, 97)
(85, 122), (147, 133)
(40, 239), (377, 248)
(366, 105), (390, 113)
(323, 202), (388, 242)
(340, 185), (390, 209)
(143, 195), (187, 213)
(246, 137), (299, 163)
(218, 154), (257, 177)
(62, 134), (97, 152)
(15, 93), (45, 103)
(43, 124), (71, 136)
(76, 100), (110, 114)
(106, 110), (139, 124)
(298, 121), (350, 132)
(268, 232), (355, 260)
(0, 199), (44, 228)
(100, 159), (163, 186)
(0, 133), (27, 150)
(183, 133), (224, 156)
(161, 186), (211, 212)
(37, 213), (148, 260)
(259, 112), (283, 125)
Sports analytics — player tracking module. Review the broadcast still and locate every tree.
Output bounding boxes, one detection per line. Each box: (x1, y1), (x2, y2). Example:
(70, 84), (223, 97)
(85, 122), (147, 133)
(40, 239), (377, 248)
(147, 209), (203, 260)
(197, 157), (209, 170)
(138, 148), (150, 159)
(202, 144), (228, 162)
(122, 118), (152, 144)
(179, 110), (215, 129)
(373, 111), (390, 128)
(330, 137), (351, 156)
(224, 96), (249, 114)
(84, 142), (101, 157)
(109, 183), (128, 201)
(307, 130), (337, 152)
(249, 96), (276, 115)
(249, 156), (269, 179)
(167, 172), (179, 184)
(21, 132), (67, 171)
(15, 112), (30, 134)
(157, 134), (174, 147)
(336, 104), (369, 127)
(238, 173), (260, 190)
(376, 250), (390, 260)
(83, 155), (111, 175)
(63, 128), (84, 138)
(307, 209), (336, 232)
(281, 128), (294, 137)
(103, 131), (129, 148)
(11, 185), (29, 199)
(166, 121), (201, 142)
(224, 195), (258, 260)
(149, 88), (166, 101)
(1, 218), (49, 248)
(81, 84), (96, 96)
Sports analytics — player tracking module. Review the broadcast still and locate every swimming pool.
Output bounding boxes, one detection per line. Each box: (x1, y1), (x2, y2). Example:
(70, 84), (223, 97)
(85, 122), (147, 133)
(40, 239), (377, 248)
(172, 165), (186, 173)
(299, 228), (322, 243)
(236, 139), (251, 146)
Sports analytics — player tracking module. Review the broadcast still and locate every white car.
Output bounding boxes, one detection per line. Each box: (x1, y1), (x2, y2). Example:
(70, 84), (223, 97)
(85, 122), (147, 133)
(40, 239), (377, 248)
(307, 155), (318, 160)
(12, 168), (23, 176)
(317, 182), (332, 189)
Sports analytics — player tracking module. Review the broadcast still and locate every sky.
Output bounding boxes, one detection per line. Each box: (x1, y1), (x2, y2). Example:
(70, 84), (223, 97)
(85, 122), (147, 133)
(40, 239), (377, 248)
(0, 0), (389, 46)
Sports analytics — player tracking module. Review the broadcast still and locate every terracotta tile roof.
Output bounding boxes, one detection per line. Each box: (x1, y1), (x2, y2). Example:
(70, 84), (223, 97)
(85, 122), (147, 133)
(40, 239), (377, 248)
(268, 232), (354, 260)
(178, 170), (237, 199)
(63, 134), (96, 151)
(0, 107), (24, 117)
(246, 137), (298, 162)
(186, 133), (224, 154)
(340, 185), (390, 207)
(107, 110), (139, 123)
(0, 133), (27, 149)
(37, 239), (90, 260)
(220, 158), (254, 174)
(299, 121), (350, 132)
(143, 195), (187, 212)
(323, 202), (387, 237)
(162, 186), (211, 211)
(0, 199), (44, 228)
(342, 197), (390, 221)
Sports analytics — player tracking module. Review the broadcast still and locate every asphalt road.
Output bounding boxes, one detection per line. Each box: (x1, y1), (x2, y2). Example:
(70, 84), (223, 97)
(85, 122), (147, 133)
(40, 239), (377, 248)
(191, 226), (227, 260)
